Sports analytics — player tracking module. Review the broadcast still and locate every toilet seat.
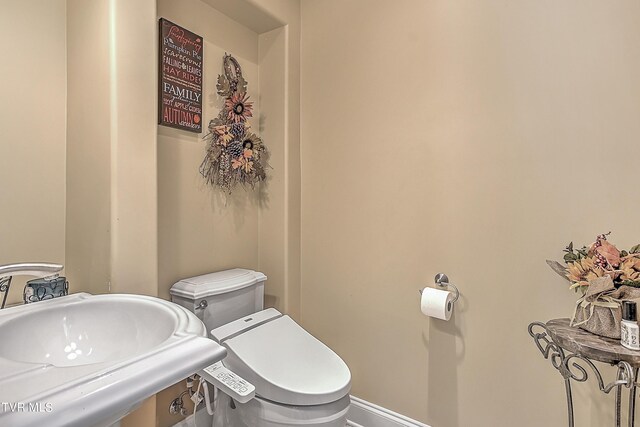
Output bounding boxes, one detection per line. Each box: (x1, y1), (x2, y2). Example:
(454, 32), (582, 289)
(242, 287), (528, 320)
(210, 309), (351, 406)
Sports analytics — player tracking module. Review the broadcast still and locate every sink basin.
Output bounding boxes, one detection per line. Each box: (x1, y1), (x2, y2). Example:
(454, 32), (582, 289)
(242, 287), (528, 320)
(0, 293), (226, 427)
(0, 297), (179, 367)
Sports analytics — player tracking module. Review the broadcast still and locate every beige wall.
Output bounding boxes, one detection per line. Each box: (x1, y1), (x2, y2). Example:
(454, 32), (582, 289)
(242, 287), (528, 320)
(109, 0), (159, 298)
(67, 0), (158, 293)
(66, 0), (111, 296)
(0, 0), (67, 304)
(67, 0), (158, 299)
(7, 1), (637, 425)
(300, 1), (640, 426)
(256, 0), (303, 321)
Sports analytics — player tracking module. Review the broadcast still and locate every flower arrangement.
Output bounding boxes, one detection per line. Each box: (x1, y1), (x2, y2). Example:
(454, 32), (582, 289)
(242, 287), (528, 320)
(548, 232), (640, 292)
(200, 54), (267, 194)
(547, 232), (640, 338)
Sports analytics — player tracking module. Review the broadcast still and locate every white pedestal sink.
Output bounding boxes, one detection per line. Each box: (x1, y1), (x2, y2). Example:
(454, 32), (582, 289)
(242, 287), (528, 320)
(0, 293), (227, 427)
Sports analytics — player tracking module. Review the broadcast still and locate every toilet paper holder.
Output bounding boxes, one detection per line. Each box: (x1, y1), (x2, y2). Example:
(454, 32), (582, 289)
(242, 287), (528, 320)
(419, 273), (460, 304)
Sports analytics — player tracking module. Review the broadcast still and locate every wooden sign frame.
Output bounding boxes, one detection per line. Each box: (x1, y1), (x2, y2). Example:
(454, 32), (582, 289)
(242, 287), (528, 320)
(158, 18), (203, 133)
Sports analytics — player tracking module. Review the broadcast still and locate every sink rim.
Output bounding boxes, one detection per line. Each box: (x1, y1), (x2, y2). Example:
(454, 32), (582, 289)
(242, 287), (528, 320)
(0, 292), (204, 333)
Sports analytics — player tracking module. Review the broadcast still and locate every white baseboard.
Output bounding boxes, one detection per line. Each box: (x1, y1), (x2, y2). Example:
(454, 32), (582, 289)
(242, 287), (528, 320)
(347, 396), (430, 427)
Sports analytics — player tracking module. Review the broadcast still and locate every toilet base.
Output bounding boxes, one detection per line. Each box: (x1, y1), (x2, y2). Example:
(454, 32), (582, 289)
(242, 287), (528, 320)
(213, 393), (350, 427)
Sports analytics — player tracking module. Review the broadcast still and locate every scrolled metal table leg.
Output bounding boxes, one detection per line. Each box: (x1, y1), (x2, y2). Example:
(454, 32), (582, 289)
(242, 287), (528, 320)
(564, 377), (575, 427)
(529, 322), (574, 426)
(617, 382), (623, 427)
(629, 368), (639, 427)
(613, 363), (636, 427)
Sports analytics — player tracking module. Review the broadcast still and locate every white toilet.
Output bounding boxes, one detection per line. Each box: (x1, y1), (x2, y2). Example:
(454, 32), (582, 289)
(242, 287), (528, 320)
(170, 269), (351, 427)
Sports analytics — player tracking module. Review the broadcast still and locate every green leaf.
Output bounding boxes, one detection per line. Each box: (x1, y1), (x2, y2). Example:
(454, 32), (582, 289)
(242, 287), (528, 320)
(621, 250), (629, 257)
(631, 245), (640, 254)
(620, 280), (640, 288)
(564, 253), (578, 262)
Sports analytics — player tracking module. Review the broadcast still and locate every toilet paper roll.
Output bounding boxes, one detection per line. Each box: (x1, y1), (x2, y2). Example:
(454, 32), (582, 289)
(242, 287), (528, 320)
(420, 287), (454, 321)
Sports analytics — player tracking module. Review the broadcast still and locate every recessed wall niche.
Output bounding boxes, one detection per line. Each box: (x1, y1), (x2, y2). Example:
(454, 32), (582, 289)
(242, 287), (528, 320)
(155, 1), (289, 426)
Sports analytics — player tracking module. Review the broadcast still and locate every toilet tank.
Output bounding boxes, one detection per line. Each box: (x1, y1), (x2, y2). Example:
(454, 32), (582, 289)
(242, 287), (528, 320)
(169, 269), (266, 331)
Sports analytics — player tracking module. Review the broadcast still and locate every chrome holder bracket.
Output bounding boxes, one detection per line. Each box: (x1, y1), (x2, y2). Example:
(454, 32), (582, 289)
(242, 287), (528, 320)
(433, 273), (460, 304)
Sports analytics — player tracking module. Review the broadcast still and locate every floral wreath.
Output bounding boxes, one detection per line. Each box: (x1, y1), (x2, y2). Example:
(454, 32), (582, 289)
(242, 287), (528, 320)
(200, 54), (267, 193)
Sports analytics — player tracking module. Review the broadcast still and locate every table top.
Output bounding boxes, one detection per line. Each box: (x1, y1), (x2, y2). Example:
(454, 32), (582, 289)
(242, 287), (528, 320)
(546, 318), (640, 367)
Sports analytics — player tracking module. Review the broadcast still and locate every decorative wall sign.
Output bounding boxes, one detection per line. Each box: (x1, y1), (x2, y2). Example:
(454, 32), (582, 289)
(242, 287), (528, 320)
(158, 18), (203, 133)
(200, 54), (267, 193)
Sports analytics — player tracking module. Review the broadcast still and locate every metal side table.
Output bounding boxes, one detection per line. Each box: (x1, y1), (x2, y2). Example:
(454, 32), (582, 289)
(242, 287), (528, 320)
(529, 319), (640, 427)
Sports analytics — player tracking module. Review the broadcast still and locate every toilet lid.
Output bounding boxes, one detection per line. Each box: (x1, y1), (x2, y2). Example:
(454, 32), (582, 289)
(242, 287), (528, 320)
(170, 269), (266, 299)
(220, 314), (351, 406)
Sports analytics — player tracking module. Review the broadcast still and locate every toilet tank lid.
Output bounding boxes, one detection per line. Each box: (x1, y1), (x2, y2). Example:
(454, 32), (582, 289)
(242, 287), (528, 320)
(170, 269), (266, 300)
